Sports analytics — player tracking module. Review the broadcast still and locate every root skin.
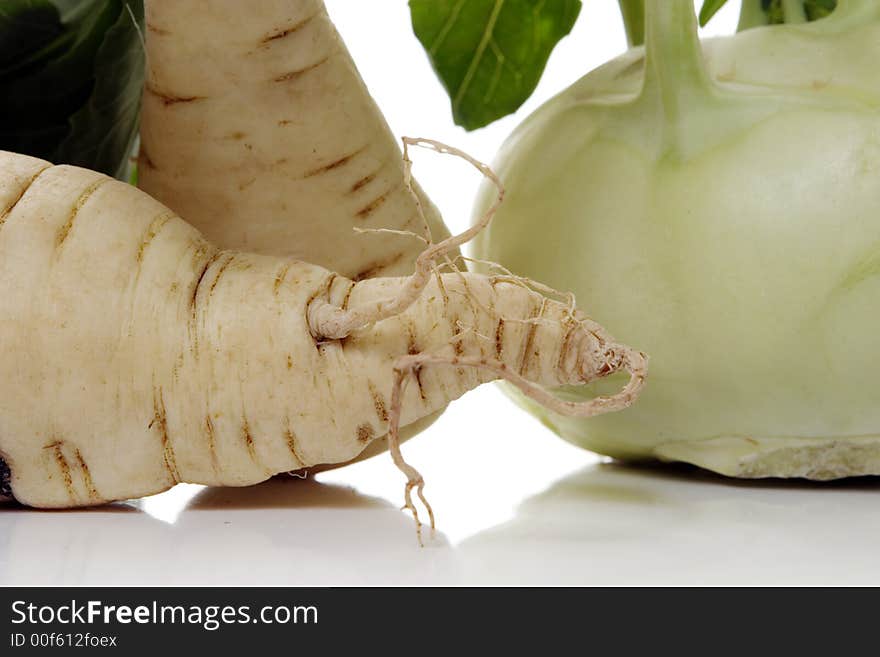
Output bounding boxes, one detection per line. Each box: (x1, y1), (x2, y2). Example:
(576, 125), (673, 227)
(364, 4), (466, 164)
(0, 148), (646, 542)
(139, 1), (451, 279)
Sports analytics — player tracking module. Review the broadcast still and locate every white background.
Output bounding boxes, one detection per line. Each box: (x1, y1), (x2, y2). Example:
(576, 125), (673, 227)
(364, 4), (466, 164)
(3, 0), (880, 586)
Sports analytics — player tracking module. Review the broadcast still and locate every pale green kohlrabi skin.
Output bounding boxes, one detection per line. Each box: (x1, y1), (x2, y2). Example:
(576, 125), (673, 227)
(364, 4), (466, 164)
(473, 0), (880, 479)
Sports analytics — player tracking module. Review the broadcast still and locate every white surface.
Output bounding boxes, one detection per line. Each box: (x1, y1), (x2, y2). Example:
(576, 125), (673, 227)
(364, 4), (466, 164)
(3, 1), (876, 586)
(3, 387), (880, 586)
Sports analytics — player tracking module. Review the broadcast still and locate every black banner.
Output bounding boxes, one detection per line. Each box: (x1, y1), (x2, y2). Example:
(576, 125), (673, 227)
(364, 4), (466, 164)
(0, 586), (870, 651)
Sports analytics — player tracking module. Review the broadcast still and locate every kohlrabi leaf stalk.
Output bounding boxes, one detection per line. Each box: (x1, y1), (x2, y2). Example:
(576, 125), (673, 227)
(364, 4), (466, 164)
(618, 0), (646, 46)
(640, 0), (718, 153)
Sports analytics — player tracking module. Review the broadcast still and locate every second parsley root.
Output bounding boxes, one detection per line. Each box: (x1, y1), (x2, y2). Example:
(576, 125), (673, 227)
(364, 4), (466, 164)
(138, 0), (449, 280)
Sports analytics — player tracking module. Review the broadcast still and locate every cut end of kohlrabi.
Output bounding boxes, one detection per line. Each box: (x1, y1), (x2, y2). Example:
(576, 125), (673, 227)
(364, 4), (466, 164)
(655, 436), (880, 480)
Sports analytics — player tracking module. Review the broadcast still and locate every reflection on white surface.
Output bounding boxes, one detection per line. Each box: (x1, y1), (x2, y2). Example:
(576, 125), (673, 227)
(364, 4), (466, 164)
(3, 382), (880, 586)
(0, 478), (455, 586)
(460, 464), (880, 585)
(4, 448), (879, 585)
(0, 386), (588, 586)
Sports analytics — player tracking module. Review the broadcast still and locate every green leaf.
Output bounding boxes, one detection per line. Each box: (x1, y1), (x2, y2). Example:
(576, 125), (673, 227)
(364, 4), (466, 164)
(410, 0), (582, 131)
(53, 1), (144, 179)
(699, 0), (730, 27)
(0, 0), (63, 69)
(804, 0), (837, 21)
(0, 0), (144, 179)
(617, 0), (645, 46)
(1, 1), (118, 113)
(50, 0), (99, 22)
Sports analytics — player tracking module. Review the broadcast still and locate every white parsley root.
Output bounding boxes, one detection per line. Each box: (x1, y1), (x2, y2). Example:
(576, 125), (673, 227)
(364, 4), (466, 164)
(138, 0), (449, 280)
(137, 0), (459, 473)
(0, 146), (646, 538)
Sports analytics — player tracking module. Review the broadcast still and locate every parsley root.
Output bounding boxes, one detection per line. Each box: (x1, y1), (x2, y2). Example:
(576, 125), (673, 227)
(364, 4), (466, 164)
(0, 149), (645, 531)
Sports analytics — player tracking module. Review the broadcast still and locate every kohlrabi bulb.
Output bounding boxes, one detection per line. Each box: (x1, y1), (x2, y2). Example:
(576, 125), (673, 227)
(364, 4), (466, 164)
(473, 0), (880, 478)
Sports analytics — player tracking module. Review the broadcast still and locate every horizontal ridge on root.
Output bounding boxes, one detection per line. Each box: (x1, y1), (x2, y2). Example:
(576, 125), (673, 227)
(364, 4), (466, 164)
(259, 11), (321, 45)
(145, 84), (206, 106)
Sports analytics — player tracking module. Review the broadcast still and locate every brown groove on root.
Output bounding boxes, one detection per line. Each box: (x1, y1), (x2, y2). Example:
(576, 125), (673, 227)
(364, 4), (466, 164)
(188, 249), (224, 341)
(56, 179), (107, 248)
(340, 281), (356, 311)
(170, 351), (185, 384)
(283, 422), (306, 467)
(205, 415), (219, 473)
(354, 186), (397, 220)
(146, 22), (170, 35)
(435, 274), (450, 314)
(403, 320), (426, 395)
(368, 382), (389, 425)
(413, 366), (428, 402)
(352, 251), (405, 282)
(139, 146), (157, 171)
(208, 255), (235, 298)
(136, 211), (174, 264)
(556, 321), (580, 381)
(356, 423), (375, 444)
(337, 281), (357, 351)
(189, 251), (234, 358)
(152, 387), (180, 483)
(273, 56), (330, 83)
(451, 324), (465, 357)
(259, 12), (320, 44)
(73, 448), (100, 502)
(518, 298), (547, 377)
(145, 83), (206, 106)
(241, 419), (259, 463)
(349, 170), (379, 193)
(449, 323), (467, 381)
(44, 442), (75, 501)
(0, 164), (51, 227)
(273, 260), (296, 296)
(405, 319), (419, 356)
(305, 273), (338, 347)
(404, 318), (427, 400)
(303, 146), (366, 178)
(494, 318), (505, 360)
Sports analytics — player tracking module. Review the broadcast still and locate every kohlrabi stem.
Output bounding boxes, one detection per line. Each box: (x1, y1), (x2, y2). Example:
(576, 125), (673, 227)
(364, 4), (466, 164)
(641, 0), (714, 125)
(617, 0), (646, 47)
(782, 0), (809, 23)
(738, 0), (771, 30)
